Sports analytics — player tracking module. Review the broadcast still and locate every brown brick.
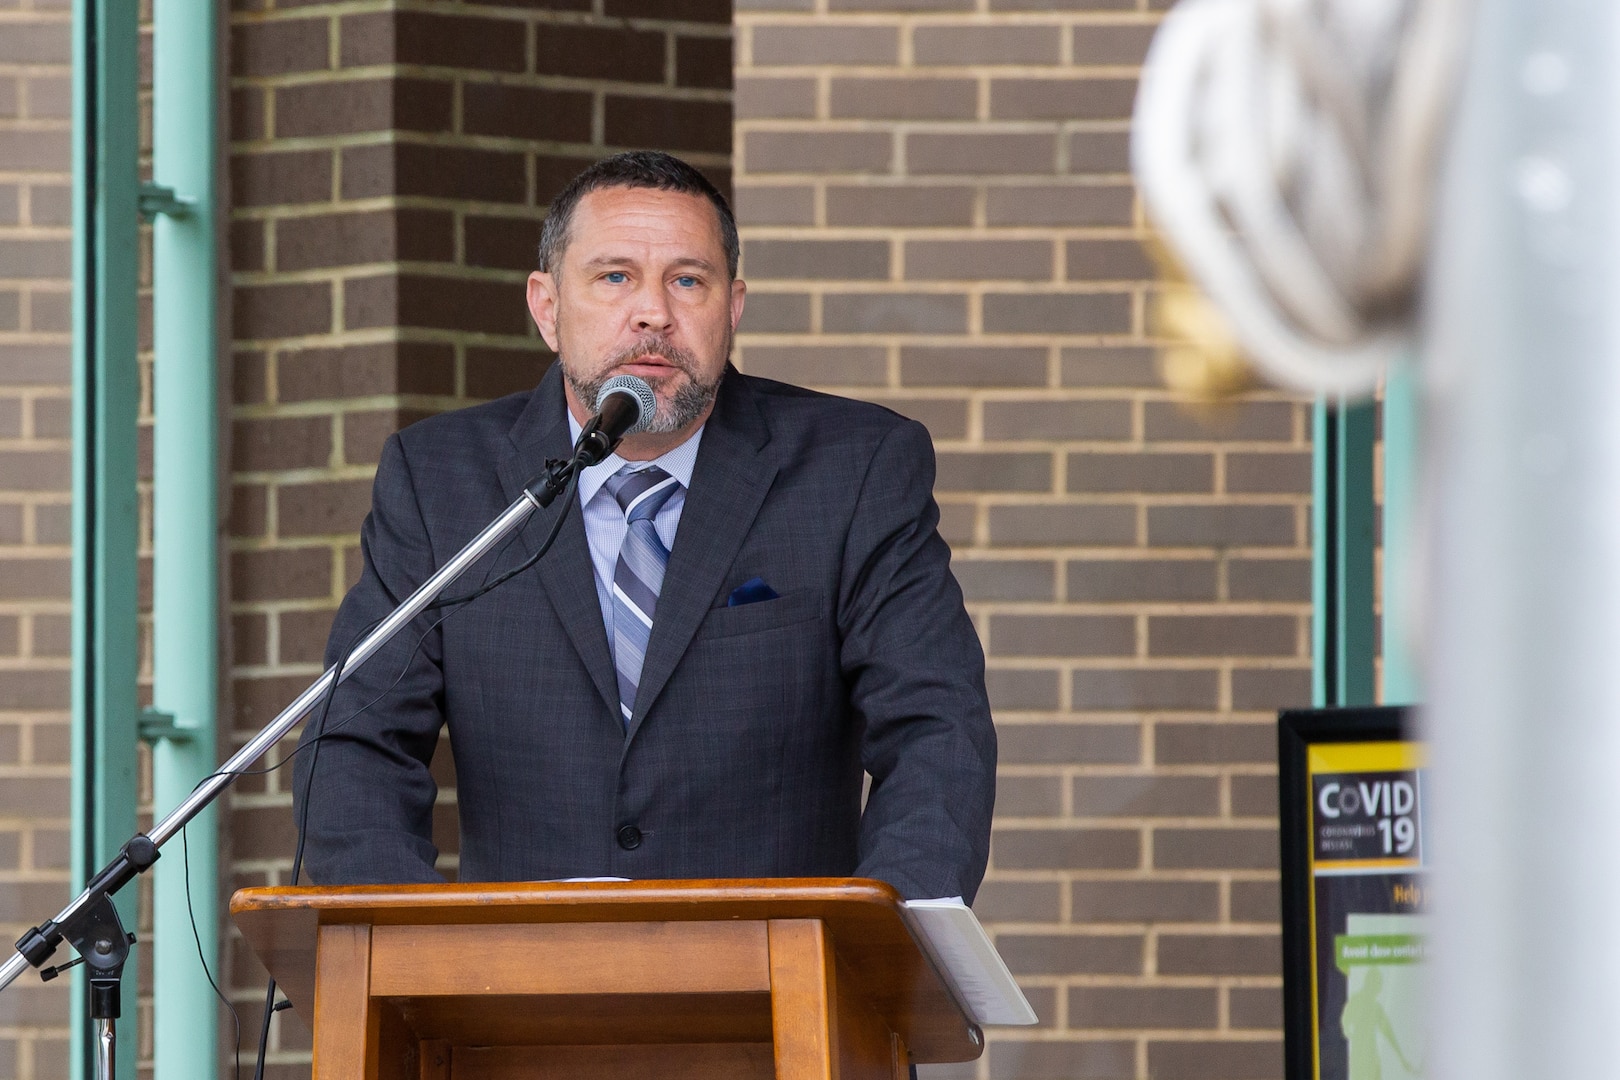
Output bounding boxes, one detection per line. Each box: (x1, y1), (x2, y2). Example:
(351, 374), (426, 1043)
(994, 774), (1062, 817)
(901, 346), (1046, 388)
(277, 208), (452, 272)
(914, 25), (1062, 64)
(345, 274), (528, 336)
(1156, 827), (1277, 870)
(823, 292), (967, 334)
(1147, 400), (1295, 443)
(873, 396), (968, 439)
(991, 78), (1138, 121)
(1150, 615), (1297, 658)
(744, 130), (893, 174)
(275, 77), (452, 138)
(231, 548), (333, 602)
(986, 184), (1134, 226)
(231, 484), (269, 538)
(605, 96), (731, 155)
(1068, 558), (1217, 601)
(1062, 345), (1158, 386)
(1227, 452), (1310, 494)
(1229, 987), (1283, 1030)
(232, 18), (329, 77)
(0, 239), (69, 278)
(0, 671), (67, 709)
(1071, 23), (1157, 64)
(733, 184), (816, 226)
(907, 132), (1056, 176)
(825, 185), (975, 226)
(32, 614), (69, 657)
(983, 399), (1131, 441)
(35, 503), (71, 544)
(743, 239), (889, 280)
(279, 608), (337, 666)
(537, 153), (610, 205)
(1146, 505), (1299, 548)
(234, 804), (297, 861)
(1067, 130), (1132, 175)
(1066, 238), (1154, 281)
(277, 480), (373, 539)
(906, 239), (1052, 281)
(1069, 453), (1212, 494)
(0, 131), (68, 172)
(676, 35), (733, 90)
(233, 83), (267, 139)
(829, 78), (977, 120)
(277, 342), (455, 402)
(607, 0), (729, 20)
(1071, 668), (1219, 711)
(1070, 986), (1217, 1030)
(464, 214), (544, 272)
(463, 82), (593, 143)
(830, 0), (974, 8)
(1148, 1040), (1283, 1080)
(534, 23), (667, 81)
(984, 292), (1131, 334)
(0, 558), (68, 599)
(996, 931), (1142, 973)
(466, 347), (550, 401)
(232, 415), (332, 472)
(233, 613), (268, 667)
(1071, 880), (1220, 923)
(740, 344), (886, 386)
(0, 449), (68, 490)
(737, 292), (813, 332)
(1231, 773), (1278, 817)
(1231, 668), (1311, 711)
(736, 77), (817, 120)
(951, 558), (1054, 601)
(1228, 558), (1309, 601)
(1231, 879), (1281, 923)
(1156, 722), (1276, 766)
(996, 721), (1139, 764)
(988, 504), (1137, 547)
(234, 280), (332, 340)
(232, 219), (266, 272)
(341, 11), (526, 72)
(936, 450), (1050, 493)
(988, 1040), (1137, 1080)
(1074, 775), (1219, 817)
(985, 667), (1060, 711)
(0, 23), (69, 63)
(0, 185), (15, 225)
(753, 25), (899, 65)
(235, 350), (268, 405)
(971, 880), (1060, 923)
(232, 149), (333, 207)
(1158, 932), (1280, 977)
(342, 142), (526, 203)
(343, 408), (432, 465)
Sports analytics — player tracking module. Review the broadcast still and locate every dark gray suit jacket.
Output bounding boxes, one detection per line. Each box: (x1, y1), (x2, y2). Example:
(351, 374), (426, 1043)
(293, 363), (996, 901)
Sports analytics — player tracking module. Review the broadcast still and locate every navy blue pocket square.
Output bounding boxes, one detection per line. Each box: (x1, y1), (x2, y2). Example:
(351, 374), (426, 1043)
(727, 577), (780, 607)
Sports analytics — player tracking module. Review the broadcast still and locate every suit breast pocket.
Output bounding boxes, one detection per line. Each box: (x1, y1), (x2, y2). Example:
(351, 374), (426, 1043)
(697, 590), (824, 640)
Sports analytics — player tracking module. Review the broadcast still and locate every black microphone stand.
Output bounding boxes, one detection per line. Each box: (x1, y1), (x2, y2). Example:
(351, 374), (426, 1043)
(0, 445), (596, 1080)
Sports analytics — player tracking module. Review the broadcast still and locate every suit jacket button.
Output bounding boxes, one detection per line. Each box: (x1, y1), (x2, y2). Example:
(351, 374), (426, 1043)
(616, 825), (642, 851)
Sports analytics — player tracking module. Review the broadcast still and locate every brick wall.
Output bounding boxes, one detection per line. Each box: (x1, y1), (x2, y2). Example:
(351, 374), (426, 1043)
(224, 1), (732, 1073)
(0, 0), (76, 1076)
(730, 3), (1308, 1077)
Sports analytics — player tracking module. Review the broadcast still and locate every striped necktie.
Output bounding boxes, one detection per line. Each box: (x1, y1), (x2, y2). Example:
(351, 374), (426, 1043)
(606, 464), (680, 729)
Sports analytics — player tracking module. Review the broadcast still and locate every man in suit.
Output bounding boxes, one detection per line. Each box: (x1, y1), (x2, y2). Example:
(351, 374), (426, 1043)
(294, 151), (996, 903)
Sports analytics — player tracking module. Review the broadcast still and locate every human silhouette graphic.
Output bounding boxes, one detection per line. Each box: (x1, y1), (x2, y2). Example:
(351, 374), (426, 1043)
(1340, 966), (1421, 1079)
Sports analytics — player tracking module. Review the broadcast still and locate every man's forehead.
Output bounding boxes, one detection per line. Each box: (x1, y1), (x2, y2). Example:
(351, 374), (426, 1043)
(568, 187), (724, 253)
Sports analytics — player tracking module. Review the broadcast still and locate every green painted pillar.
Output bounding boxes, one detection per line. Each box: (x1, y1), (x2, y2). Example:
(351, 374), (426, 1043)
(1311, 398), (1378, 707)
(69, 0), (141, 1077)
(1380, 358), (1422, 704)
(148, 0), (221, 1073)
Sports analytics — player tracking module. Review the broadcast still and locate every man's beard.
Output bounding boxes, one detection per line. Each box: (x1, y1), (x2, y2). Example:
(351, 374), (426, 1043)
(563, 334), (725, 436)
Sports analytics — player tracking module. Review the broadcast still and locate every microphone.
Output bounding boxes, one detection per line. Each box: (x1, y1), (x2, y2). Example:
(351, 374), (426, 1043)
(573, 374), (657, 466)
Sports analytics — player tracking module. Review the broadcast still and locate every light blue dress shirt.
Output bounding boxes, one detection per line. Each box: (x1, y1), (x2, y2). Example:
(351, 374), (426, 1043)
(567, 411), (705, 638)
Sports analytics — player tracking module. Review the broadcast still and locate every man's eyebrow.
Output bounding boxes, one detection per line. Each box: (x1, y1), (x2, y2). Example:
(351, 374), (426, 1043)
(577, 255), (720, 274)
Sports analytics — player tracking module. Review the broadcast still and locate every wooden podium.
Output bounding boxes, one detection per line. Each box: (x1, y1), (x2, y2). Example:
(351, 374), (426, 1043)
(231, 878), (984, 1080)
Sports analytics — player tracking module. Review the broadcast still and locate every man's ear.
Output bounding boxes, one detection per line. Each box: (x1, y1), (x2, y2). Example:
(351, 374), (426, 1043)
(527, 271), (561, 352)
(729, 277), (747, 332)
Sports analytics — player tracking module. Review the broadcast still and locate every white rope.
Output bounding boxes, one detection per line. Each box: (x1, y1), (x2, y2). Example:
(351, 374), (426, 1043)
(1132, 0), (1472, 396)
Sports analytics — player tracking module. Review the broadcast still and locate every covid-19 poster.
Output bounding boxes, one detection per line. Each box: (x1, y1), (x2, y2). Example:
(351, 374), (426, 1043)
(1279, 708), (1426, 1080)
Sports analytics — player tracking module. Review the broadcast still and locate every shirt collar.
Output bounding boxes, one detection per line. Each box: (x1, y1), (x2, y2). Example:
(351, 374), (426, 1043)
(568, 410), (704, 506)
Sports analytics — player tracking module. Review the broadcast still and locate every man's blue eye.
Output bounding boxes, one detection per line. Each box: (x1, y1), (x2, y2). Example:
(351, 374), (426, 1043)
(605, 271), (627, 283)
(676, 276), (698, 287)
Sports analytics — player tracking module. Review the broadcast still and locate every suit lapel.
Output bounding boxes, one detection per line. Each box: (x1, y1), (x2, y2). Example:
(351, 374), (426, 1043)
(495, 364), (621, 723)
(627, 371), (776, 742)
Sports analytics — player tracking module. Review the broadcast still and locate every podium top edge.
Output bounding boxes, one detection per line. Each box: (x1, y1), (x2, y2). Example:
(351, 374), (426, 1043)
(229, 876), (904, 918)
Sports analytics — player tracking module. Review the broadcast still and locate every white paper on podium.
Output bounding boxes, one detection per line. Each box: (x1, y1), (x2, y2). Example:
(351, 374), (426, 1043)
(901, 898), (1039, 1026)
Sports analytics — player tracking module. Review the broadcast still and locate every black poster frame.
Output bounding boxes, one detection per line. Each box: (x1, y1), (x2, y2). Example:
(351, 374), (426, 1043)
(1277, 705), (1414, 1080)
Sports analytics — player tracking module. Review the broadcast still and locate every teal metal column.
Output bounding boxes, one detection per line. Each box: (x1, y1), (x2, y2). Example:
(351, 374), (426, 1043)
(148, 0), (221, 1073)
(1380, 358), (1422, 703)
(1311, 398), (1378, 706)
(69, 0), (140, 1077)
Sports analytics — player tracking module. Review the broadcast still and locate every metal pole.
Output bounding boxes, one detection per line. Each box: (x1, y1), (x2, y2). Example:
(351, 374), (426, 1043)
(1380, 356), (1422, 703)
(1424, 0), (1620, 1074)
(149, 0), (219, 1072)
(70, 0), (140, 1076)
(1310, 398), (1378, 706)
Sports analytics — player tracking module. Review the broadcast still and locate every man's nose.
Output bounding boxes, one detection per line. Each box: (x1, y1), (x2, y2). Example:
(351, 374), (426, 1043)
(631, 281), (675, 332)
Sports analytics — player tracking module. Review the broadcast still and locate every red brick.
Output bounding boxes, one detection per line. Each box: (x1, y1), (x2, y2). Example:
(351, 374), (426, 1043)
(465, 347), (551, 400)
(277, 480), (377, 538)
(342, 142), (527, 203)
(605, 96), (731, 155)
(231, 18), (329, 77)
(275, 77), (451, 138)
(534, 23), (667, 82)
(344, 274), (529, 336)
(231, 548), (333, 602)
(463, 83), (593, 143)
(340, 11), (526, 72)
(277, 342), (455, 402)
(231, 149), (333, 207)
(232, 415), (333, 472)
(608, 0), (730, 21)
(343, 408), (433, 466)
(276, 207), (453, 272)
(234, 280), (332, 340)
(676, 35), (734, 90)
